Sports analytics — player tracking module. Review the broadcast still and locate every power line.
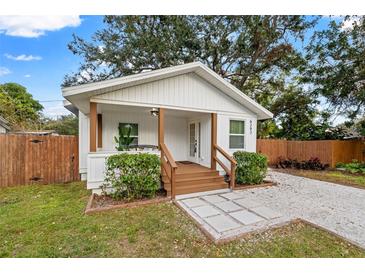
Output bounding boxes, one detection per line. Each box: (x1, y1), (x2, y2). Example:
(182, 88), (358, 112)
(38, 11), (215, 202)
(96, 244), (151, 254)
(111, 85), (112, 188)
(39, 100), (63, 102)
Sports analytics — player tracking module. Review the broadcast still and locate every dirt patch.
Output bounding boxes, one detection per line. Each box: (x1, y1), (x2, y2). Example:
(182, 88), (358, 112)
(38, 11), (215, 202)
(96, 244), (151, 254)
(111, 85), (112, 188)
(233, 180), (276, 190)
(92, 190), (167, 208)
(85, 190), (170, 214)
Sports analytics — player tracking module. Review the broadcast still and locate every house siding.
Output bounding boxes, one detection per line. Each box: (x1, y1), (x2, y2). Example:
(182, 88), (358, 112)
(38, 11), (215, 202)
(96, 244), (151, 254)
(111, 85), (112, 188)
(79, 111), (89, 179)
(99, 110), (189, 161)
(92, 72), (255, 116)
(216, 113), (257, 173)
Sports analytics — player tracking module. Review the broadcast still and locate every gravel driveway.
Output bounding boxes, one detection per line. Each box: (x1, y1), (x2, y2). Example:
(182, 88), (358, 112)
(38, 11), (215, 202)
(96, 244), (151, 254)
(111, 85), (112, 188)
(256, 170), (365, 248)
(177, 170), (365, 248)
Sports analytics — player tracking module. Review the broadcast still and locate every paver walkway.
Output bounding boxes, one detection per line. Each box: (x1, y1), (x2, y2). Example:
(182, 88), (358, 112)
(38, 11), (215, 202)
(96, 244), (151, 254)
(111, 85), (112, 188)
(176, 170), (365, 247)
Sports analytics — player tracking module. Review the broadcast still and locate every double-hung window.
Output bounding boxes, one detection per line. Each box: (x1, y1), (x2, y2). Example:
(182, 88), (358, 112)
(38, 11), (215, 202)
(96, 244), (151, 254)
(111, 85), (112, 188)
(119, 123), (138, 145)
(229, 120), (245, 149)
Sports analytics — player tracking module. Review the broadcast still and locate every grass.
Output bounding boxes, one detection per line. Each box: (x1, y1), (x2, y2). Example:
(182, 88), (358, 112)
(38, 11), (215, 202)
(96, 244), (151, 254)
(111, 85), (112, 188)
(275, 169), (365, 188)
(0, 182), (364, 258)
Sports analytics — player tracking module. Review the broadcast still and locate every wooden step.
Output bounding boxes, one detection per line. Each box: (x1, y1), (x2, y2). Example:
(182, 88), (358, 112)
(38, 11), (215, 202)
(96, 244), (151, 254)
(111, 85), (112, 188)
(162, 170), (219, 180)
(166, 182), (228, 195)
(162, 174), (223, 184)
(164, 180), (227, 190)
(162, 162), (228, 196)
(175, 170), (220, 179)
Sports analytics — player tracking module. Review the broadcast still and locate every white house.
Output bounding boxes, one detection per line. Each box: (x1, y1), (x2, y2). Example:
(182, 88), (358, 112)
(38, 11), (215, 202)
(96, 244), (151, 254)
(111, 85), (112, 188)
(62, 62), (273, 197)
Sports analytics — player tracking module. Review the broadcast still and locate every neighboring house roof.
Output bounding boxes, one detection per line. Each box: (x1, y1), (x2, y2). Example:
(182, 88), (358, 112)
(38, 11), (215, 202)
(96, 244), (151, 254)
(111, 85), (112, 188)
(62, 62), (273, 120)
(11, 130), (58, 136)
(63, 100), (79, 116)
(0, 116), (10, 131)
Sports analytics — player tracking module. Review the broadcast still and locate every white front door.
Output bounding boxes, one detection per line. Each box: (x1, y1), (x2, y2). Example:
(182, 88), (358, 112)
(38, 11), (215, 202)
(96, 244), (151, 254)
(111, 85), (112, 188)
(188, 121), (201, 163)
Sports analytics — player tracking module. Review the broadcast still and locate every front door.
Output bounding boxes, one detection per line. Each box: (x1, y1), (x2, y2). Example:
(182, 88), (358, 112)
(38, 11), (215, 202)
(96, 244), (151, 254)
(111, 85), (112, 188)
(188, 121), (201, 163)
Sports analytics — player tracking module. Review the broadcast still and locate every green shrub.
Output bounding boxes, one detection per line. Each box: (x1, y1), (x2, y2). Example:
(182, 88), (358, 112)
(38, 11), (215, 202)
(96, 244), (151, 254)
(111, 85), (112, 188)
(103, 153), (161, 200)
(233, 151), (268, 185)
(337, 160), (365, 174)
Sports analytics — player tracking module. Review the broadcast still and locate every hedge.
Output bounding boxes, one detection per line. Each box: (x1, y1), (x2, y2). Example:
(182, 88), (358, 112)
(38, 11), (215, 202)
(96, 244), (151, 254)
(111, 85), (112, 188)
(233, 151), (268, 185)
(103, 153), (160, 200)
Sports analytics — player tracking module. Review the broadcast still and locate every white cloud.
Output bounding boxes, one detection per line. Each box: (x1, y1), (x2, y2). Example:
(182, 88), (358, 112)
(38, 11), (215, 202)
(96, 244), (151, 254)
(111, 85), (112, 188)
(0, 66), (11, 76)
(0, 16), (81, 38)
(24, 74), (31, 78)
(78, 69), (93, 82)
(5, 53), (42, 61)
(42, 102), (70, 118)
(341, 17), (361, 30)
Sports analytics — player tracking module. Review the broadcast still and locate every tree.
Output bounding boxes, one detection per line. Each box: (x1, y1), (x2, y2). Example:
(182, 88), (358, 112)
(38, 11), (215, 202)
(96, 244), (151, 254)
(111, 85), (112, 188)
(355, 118), (365, 136)
(269, 85), (319, 140)
(0, 83), (43, 130)
(304, 16), (365, 120)
(64, 15), (316, 103)
(41, 115), (78, 135)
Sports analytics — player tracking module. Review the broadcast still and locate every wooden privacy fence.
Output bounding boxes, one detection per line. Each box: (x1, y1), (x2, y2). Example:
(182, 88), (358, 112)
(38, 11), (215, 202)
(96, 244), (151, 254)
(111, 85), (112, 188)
(0, 134), (79, 187)
(257, 139), (365, 168)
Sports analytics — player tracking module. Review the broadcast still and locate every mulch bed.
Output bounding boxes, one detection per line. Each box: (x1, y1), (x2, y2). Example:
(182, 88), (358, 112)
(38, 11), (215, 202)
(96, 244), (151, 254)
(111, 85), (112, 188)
(233, 180), (276, 190)
(85, 190), (170, 214)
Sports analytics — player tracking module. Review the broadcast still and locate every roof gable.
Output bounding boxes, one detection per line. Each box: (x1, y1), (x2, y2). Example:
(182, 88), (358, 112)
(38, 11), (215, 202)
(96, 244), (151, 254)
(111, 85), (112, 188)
(92, 72), (255, 115)
(62, 62), (273, 119)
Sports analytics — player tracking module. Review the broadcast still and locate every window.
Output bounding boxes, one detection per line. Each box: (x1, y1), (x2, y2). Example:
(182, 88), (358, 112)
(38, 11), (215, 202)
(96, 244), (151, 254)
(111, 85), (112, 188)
(119, 123), (138, 145)
(229, 120), (245, 149)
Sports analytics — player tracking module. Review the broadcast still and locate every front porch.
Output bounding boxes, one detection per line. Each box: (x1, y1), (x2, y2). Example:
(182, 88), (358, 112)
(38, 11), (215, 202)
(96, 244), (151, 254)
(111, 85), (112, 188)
(163, 162), (228, 196)
(87, 102), (237, 197)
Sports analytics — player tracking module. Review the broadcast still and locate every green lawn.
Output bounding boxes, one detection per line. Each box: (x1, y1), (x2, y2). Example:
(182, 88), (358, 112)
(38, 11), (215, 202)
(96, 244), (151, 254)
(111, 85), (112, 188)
(275, 169), (365, 188)
(0, 182), (364, 258)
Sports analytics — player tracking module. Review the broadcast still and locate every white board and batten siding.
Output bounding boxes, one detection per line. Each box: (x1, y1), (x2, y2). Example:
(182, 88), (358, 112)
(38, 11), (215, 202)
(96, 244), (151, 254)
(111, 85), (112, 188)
(92, 72), (256, 116)
(79, 111), (89, 180)
(216, 113), (257, 173)
(101, 110), (188, 161)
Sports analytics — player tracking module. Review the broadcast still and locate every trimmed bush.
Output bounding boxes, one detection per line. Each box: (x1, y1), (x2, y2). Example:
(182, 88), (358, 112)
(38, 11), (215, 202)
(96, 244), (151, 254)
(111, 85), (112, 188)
(336, 160), (365, 174)
(233, 151), (268, 185)
(103, 153), (160, 200)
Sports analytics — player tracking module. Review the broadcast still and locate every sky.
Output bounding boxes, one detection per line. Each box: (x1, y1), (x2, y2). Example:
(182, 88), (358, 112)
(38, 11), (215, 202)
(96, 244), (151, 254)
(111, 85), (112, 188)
(0, 15), (344, 120)
(0, 15), (105, 117)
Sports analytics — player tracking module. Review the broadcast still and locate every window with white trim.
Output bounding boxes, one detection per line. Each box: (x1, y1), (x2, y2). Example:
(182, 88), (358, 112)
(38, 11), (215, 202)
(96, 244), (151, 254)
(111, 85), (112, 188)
(119, 123), (138, 145)
(229, 120), (245, 149)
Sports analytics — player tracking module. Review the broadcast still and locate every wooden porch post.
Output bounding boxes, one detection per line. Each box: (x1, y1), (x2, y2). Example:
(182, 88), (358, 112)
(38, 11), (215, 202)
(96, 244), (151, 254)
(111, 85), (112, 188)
(97, 114), (102, 148)
(211, 113), (217, 169)
(158, 108), (165, 147)
(89, 102), (97, 152)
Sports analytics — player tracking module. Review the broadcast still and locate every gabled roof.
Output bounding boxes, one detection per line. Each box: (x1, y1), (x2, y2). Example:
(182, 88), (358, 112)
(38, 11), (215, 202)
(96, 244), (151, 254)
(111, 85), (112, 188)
(62, 62), (273, 120)
(0, 116), (10, 131)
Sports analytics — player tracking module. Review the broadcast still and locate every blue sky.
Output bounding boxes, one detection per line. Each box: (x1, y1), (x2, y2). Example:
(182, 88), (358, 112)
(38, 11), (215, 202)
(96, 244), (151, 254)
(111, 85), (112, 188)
(0, 15), (342, 119)
(0, 16), (104, 117)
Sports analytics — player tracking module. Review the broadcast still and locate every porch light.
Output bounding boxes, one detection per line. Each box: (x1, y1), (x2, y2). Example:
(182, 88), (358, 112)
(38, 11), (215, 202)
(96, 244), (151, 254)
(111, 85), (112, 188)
(150, 108), (159, 117)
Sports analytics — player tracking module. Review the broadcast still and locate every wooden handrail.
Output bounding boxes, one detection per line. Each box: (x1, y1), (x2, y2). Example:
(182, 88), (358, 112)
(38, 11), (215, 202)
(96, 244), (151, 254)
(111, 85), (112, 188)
(212, 144), (237, 189)
(160, 142), (177, 198)
(160, 143), (178, 168)
(213, 156), (230, 175)
(214, 144), (237, 165)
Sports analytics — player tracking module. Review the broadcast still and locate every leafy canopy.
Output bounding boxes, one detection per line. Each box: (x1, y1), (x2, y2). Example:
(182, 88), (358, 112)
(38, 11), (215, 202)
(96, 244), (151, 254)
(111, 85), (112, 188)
(64, 15), (363, 140)
(41, 115), (78, 135)
(304, 16), (365, 120)
(0, 83), (43, 130)
(64, 15), (315, 101)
